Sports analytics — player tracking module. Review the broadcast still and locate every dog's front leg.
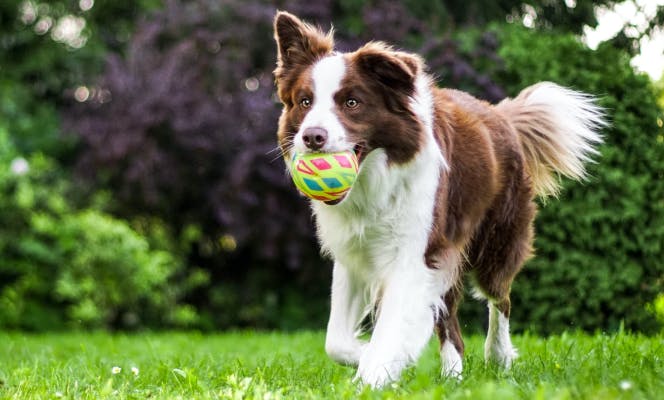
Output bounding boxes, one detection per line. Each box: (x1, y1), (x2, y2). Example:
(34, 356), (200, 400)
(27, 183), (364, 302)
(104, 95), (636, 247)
(356, 263), (441, 388)
(325, 262), (368, 366)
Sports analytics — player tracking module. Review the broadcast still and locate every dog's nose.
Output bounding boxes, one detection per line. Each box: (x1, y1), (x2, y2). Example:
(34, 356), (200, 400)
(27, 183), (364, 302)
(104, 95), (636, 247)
(302, 127), (328, 151)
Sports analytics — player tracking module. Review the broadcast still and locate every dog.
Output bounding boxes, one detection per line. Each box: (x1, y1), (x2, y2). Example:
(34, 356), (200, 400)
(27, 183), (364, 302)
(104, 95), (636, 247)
(272, 11), (605, 387)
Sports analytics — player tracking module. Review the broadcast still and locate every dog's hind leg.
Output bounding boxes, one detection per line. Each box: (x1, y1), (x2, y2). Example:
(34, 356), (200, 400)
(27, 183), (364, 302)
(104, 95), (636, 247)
(470, 197), (536, 369)
(325, 262), (368, 366)
(483, 297), (517, 368)
(435, 284), (464, 379)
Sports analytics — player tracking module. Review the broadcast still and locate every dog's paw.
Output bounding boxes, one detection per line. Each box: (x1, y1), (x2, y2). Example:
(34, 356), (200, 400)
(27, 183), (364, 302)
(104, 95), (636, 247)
(440, 341), (463, 380)
(485, 345), (518, 369)
(325, 340), (367, 366)
(354, 366), (393, 389)
(355, 352), (405, 389)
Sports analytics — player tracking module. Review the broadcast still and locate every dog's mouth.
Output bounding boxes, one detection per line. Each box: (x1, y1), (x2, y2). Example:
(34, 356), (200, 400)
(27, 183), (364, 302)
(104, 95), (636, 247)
(323, 198), (343, 205)
(353, 143), (368, 165)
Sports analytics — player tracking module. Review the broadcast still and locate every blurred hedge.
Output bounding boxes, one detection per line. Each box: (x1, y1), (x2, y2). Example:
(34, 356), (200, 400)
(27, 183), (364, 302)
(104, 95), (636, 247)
(488, 24), (664, 333)
(0, 127), (203, 330)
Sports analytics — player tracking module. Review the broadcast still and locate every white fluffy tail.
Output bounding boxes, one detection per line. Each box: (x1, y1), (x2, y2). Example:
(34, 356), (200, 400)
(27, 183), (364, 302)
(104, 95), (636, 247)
(497, 82), (607, 197)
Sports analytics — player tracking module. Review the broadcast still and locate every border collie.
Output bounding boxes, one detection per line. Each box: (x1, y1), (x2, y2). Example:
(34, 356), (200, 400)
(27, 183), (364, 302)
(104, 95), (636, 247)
(272, 11), (605, 387)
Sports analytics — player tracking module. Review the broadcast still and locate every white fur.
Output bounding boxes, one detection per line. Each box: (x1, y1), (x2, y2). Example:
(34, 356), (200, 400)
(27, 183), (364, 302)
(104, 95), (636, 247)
(523, 83), (605, 164)
(484, 302), (518, 368)
(315, 68), (453, 387)
(294, 55), (350, 154)
(440, 340), (463, 379)
(409, 74), (449, 171)
(499, 82), (606, 197)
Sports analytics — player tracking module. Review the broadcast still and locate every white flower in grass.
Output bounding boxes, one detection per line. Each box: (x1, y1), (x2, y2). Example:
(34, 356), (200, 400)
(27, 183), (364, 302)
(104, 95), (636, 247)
(131, 366), (139, 376)
(10, 157), (29, 175)
(619, 380), (633, 390)
(54, 391), (64, 398)
(111, 366), (122, 374)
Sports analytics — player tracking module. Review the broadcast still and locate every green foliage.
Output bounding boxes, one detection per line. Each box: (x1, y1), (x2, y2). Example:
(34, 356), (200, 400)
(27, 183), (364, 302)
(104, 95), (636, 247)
(485, 24), (664, 333)
(0, 0), (157, 156)
(648, 294), (664, 328)
(654, 74), (664, 109)
(346, 0), (619, 35)
(0, 127), (201, 330)
(0, 79), (69, 160)
(0, 331), (662, 398)
(0, 1), (206, 331)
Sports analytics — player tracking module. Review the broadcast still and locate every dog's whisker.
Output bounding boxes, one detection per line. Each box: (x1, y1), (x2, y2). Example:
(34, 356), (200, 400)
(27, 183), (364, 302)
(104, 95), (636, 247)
(269, 143), (295, 164)
(270, 153), (287, 164)
(266, 146), (283, 155)
(266, 135), (298, 164)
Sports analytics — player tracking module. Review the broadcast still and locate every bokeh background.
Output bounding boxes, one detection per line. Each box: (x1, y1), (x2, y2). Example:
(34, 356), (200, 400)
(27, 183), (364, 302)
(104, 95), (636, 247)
(1, 0), (663, 334)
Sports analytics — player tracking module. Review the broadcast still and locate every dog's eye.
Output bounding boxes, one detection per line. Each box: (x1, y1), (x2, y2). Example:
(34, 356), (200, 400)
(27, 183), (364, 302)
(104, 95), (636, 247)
(345, 98), (359, 109)
(299, 98), (312, 108)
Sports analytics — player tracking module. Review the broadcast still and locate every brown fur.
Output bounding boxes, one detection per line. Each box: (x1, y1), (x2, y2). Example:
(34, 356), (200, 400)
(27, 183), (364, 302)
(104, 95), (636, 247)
(423, 88), (537, 357)
(273, 12), (334, 107)
(344, 44), (425, 164)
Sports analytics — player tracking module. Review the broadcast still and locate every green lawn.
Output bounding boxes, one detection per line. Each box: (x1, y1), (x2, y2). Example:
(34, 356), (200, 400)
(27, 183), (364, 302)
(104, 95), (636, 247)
(0, 331), (662, 399)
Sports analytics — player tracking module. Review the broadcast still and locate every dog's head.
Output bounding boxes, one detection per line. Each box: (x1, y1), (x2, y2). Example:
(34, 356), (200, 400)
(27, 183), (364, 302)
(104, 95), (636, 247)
(273, 11), (427, 167)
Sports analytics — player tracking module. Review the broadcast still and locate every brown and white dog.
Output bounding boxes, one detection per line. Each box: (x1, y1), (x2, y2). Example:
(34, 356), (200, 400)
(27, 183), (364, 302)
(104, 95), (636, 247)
(273, 12), (605, 387)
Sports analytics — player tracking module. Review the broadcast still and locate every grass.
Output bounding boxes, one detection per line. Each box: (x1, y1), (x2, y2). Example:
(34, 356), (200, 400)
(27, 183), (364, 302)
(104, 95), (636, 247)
(0, 331), (662, 399)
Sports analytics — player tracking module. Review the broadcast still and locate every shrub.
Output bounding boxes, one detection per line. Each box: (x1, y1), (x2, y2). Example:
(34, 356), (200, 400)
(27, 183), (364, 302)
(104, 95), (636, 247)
(0, 127), (200, 330)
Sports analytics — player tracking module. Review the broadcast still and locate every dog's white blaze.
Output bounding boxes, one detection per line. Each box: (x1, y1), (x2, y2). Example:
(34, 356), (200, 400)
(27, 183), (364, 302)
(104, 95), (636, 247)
(294, 54), (349, 153)
(484, 303), (518, 368)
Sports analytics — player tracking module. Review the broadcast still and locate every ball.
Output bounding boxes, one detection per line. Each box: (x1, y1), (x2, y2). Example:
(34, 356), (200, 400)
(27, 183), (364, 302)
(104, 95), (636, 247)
(289, 150), (359, 202)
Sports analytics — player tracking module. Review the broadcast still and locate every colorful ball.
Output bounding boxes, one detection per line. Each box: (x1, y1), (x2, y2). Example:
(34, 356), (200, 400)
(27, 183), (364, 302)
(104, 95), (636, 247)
(290, 151), (359, 202)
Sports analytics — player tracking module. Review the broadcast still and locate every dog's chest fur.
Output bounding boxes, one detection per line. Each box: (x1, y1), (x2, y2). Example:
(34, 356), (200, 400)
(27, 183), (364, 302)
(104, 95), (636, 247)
(312, 130), (444, 284)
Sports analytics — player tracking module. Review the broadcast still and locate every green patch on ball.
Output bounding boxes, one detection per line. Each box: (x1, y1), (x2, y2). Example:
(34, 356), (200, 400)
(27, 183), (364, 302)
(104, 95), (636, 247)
(290, 150), (359, 202)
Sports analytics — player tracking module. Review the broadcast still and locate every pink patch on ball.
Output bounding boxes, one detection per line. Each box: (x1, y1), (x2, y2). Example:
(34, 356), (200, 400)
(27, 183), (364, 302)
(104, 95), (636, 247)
(334, 154), (352, 168)
(310, 158), (332, 170)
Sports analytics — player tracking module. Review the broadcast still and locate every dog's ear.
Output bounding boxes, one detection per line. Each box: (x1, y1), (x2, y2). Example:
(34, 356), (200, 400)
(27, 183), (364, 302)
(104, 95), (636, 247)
(354, 42), (423, 94)
(274, 11), (334, 75)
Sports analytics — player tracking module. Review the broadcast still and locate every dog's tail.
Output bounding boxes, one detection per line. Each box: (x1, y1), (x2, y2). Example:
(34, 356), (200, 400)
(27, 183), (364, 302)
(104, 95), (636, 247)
(496, 82), (607, 197)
